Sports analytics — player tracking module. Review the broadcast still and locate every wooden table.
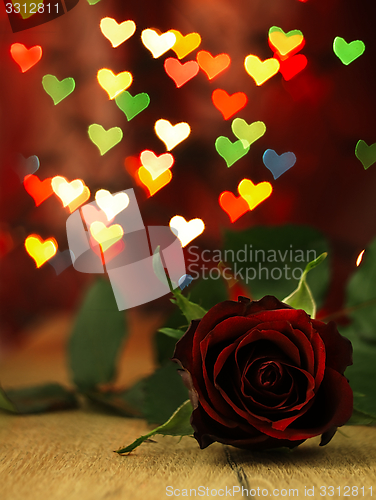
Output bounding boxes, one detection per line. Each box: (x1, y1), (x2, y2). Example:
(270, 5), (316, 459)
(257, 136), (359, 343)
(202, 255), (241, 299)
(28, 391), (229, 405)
(1, 313), (375, 500)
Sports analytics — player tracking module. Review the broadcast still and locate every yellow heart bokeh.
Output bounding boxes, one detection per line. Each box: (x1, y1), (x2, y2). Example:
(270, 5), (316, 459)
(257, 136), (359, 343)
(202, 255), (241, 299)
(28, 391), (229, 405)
(141, 29), (176, 58)
(154, 119), (191, 151)
(140, 150), (174, 180)
(51, 176), (85, 207)
(244, 55), (280, 86)
(68, 186), (91, 213)
(137, 166), (172, 196)
(95, 189), (130, 220)
(170, 30), (201, 59)
(90, 221), (124, 253)
(269, 28), (304, 57)
(238, 179), (273, 210)
(100, 17), (136, 48)
(25, 235), (57, 268)
(97, 68), (133, 99)
(169, 215), (205, 248)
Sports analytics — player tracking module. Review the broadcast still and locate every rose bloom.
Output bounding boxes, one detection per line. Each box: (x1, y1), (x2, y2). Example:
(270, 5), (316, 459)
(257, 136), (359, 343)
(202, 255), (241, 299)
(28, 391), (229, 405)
(173, 296), (353, 451)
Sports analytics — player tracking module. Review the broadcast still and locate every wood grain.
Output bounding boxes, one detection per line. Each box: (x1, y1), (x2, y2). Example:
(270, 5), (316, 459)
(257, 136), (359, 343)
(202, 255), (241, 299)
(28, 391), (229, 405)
(1, 313), (375, 500)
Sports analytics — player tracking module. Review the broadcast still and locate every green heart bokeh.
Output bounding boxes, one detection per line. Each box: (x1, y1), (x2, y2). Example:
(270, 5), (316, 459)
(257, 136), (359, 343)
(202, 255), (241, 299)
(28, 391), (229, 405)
(88, 124), (123, 155)
(333, 37), (365, 65)
(115, 91), (150, 121)
(231, 118), (266, 148)
(355, 140), (376, 170)
(42, 75), (75, 105)
(215, 136), (250, 167)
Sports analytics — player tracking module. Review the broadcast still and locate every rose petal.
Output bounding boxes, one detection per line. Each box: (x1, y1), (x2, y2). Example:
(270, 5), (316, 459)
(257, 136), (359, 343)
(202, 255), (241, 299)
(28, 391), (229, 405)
(312, 320), (353, 375)
(173, 319), (200, 373)
(191, 402), (305, 451)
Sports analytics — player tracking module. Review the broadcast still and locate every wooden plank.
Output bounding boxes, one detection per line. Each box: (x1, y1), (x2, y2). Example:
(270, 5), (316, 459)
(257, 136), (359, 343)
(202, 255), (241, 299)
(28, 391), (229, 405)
(0, 409), (375, 500)
(1, 313), (375, 499)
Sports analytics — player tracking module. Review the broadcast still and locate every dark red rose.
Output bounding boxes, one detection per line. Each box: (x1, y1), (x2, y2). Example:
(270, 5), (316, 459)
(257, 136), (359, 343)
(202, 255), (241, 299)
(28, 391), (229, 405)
(173, 296), (353, 451)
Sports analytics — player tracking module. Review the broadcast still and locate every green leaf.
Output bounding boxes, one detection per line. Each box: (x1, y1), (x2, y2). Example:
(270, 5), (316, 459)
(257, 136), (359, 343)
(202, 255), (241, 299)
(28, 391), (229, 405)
(336, 236), (376, 418)
(346, 239), (376, 342)
(85, 379), (146, 418)
(283, 253), (327, 318)
(115, 399), (193, 454)
(339, 324), (376, 418)
(171, 288), (207, 324)
(0, 383), (77, 414)
(0, 385), (17, 413)
(68, 278), (127, 392)
(158, 327), (185, 340)
(155, 277), (228, 365)
(347, 407), (376, 426)
(143, 361), (189, 425)
(223, 225), (330, 306)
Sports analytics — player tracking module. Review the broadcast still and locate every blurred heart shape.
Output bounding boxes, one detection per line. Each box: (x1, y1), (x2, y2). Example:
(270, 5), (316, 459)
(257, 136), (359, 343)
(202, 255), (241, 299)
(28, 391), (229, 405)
(231, 119), (266, 147)
(262, 149), (296, 179)
(24, 175), (53, 206)
(90, 221), (124, 253)
(244, 55), (280, 86)
(115, 91), (150, 120)
(16, 155), (40, 181)
(333, 37), (365, 65)
(170, 30), (201, 59)
(95, 189), (130, 220)
(355, 140), (376, 170)
(140, 150), (174, 180)
(51, 176), (85, 207)
(169, 215), (205, 248)
(141, 29), (176, 58)
(215, 136), (249, 167)
(197, 51), (231, 80)
(10, 43), (42, 72)
(25, 234), (57, 268)
(238, 179), (273, 210)
(88, 124), (123, 155)
(155, 119), (190, 150)
(97, 68), (133, 99)
(212, 89), (248, 120)
(268, 27), (305, 58)
(219, 191), (250, 223)
(137, 166), (173, 196)
(164, 58), (199, 87)
(42, 75), (75, 104)
(100, 17), (136, 47)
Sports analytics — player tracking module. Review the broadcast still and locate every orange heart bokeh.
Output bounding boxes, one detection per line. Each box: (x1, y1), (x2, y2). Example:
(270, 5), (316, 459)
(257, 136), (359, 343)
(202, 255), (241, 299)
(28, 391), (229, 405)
(212, 89), (248, 120)
(10, 43), (42, 72)
(164, 58), (199, 88)
(197, 51), (231, 80)
(23, 175), (53, 206)
(219, 191), (250, 222)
